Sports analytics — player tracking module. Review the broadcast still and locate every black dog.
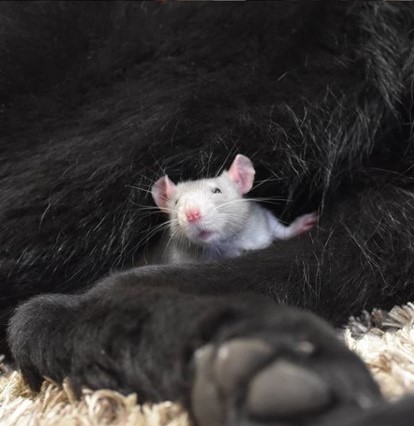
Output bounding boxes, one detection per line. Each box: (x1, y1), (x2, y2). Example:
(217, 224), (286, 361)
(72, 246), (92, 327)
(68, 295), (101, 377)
(3, 2), (414, 425)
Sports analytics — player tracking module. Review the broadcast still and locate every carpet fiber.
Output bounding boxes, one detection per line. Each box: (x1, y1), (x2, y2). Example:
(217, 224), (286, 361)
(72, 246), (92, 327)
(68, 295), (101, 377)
(2, 303), (414, 426)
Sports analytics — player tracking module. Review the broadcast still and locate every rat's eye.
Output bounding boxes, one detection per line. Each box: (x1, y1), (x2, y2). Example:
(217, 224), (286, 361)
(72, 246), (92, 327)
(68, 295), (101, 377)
(175, 199), (179, 205)
(212, 187), (222, 194)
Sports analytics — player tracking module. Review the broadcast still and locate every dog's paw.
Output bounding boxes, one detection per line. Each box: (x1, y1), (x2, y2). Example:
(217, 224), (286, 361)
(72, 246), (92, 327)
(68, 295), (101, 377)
(191, 320), (380, 426)
(192, 338), (332, 426)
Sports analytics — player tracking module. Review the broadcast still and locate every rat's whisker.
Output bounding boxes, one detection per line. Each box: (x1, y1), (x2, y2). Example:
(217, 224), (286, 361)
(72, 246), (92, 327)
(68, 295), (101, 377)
(129, 203), (177, 215)
(138, 218), (179, 246)
(215, 198), (251, 209)
(135, 225), (168, 250)
(251, 177), (284, 191)
(126, 185), (153, 195)
(164, 226), (182, 258)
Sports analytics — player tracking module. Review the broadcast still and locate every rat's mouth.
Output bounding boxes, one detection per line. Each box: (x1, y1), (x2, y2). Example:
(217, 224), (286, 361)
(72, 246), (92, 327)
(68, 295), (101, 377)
(197, 230), (215, 241)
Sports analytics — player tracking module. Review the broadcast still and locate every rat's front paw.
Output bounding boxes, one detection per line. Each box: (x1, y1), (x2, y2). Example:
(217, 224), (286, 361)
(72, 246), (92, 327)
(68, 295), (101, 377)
(292, 212), (319, 236)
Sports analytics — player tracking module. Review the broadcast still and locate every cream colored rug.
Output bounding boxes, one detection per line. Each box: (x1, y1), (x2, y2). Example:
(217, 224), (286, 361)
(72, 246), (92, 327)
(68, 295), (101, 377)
(2, 303), (414, 426)
(345, 302), (414, 399)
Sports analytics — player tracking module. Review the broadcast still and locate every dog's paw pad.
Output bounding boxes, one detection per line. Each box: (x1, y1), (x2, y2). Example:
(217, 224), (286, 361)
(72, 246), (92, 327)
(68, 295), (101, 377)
(246, 360), (332, 418)
(191, 337), (333, 426)
(215, 339), (273, 394)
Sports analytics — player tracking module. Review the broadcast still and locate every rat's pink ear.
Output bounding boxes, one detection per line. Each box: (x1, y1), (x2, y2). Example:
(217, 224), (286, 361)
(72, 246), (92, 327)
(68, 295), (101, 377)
(227, 154), (255, 195)
(151, 175), (177, 211)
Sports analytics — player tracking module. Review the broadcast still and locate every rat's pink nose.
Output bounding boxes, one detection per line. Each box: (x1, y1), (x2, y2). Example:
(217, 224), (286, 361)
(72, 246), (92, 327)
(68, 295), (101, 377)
(186, 208), (201, 223)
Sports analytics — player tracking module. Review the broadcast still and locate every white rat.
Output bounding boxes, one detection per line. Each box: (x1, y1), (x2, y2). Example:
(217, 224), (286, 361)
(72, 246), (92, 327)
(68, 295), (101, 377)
(151, 154), (318, 264)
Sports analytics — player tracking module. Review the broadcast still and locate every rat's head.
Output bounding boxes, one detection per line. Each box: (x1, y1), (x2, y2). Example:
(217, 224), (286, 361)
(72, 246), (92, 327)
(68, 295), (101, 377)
(151, 154), (255, 246)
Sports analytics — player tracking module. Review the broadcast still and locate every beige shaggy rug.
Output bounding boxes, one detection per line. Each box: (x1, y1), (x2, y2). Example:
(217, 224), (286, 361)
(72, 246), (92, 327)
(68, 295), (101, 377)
(1, 303), (414, 426)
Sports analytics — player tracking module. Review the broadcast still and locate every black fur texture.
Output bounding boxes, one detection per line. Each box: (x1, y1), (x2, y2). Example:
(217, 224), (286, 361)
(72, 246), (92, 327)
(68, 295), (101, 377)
(3, 1), (414, 425)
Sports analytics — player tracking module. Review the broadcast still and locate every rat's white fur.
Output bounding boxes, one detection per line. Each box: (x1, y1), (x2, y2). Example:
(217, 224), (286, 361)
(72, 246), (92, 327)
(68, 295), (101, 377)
(152, 155), (318, 264)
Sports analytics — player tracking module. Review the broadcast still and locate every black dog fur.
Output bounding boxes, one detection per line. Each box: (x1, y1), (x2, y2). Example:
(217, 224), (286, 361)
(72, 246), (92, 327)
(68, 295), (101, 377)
(3, 1), (414, 425)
